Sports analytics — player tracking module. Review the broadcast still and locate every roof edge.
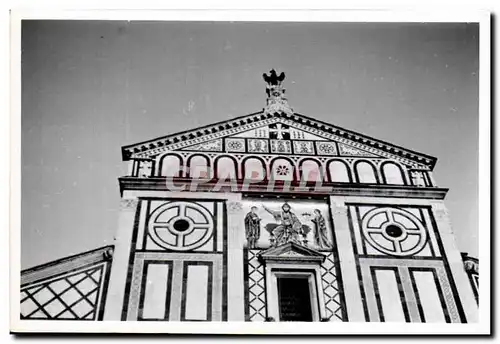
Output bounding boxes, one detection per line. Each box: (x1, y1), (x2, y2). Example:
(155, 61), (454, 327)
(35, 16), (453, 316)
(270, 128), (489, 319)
(293, 111), (438, 169)
(120, 110), (265, 160)
(21, 245), (114, 281)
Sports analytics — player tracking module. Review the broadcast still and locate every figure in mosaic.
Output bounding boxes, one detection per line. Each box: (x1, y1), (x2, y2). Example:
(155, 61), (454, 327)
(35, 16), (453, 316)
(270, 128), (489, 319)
(244, 206), (261, 249)
(262, 202), (306, 246)
(311, 209), (332, 249)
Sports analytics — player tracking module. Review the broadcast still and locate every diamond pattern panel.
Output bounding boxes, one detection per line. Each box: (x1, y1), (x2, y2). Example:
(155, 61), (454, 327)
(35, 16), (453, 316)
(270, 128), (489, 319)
(321, 253), (345, 321)
(20, 264), (106, 321)
(248, 250), (266, 322)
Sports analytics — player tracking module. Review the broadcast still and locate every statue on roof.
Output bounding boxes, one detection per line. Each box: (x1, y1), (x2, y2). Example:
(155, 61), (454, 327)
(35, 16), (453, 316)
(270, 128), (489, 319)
(262, 69), (294, 116)
(263, 69), (286, 86)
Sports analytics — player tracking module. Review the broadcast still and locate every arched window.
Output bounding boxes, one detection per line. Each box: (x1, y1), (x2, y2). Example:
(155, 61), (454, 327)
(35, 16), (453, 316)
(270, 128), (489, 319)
(270, 158), (295, 181)
(215, 156), (237, 179)
(243, 158), (266, 181)
(328, 160), (351, 183)
(188, 155), (212, 179)
(159, 154), (182, 177)
(300, 160), (323, 182)
(382, 162), (405, 185)
(355, 161), (378, 184)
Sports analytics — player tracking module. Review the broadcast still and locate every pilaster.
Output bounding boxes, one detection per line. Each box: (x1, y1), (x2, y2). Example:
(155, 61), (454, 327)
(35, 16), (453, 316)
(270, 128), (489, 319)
(329, 196), (366, 322)
(103, 198), (139, 320)
(430, 200), (478, 323)
(226, 198), (245, 321)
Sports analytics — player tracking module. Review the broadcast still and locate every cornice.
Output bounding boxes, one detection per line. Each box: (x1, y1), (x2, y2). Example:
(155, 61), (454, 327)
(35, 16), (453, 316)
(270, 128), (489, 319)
(118, 177), (449, 200)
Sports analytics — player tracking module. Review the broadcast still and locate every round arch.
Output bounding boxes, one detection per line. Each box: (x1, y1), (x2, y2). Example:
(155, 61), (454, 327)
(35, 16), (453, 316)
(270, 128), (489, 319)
(353, 160), (379, 184)
(214, 155), (239, 179)
(157, 153), (184, 177)
(327, 159), (352, 183)
(380, 161), (407, 185)
(241, 156), (267, 181)
(269, 156), (297, 181)
(298, 158), (325, 182)
(186, 154), (212, 179)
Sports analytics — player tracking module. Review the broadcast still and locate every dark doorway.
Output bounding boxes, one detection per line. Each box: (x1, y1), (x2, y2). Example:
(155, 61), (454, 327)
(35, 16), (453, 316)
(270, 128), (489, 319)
(277, 277), (313, 321)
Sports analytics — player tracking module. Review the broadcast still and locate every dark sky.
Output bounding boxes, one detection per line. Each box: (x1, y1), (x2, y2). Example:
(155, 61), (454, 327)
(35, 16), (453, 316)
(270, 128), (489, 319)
(21, 20), (479, 269)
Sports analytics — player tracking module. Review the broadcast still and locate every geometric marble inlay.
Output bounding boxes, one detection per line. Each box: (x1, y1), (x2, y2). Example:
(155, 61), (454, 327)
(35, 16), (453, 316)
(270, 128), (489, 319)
(361, 207), (428, 257)
(147, 201), (215, 252)
(321, 253), (344, 321)
(247, 250), (266, 322)
(20, 264), (105, 321)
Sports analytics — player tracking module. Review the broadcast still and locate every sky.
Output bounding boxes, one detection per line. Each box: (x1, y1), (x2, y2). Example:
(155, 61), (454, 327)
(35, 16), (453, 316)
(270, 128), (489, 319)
(21, 20), (479, 269)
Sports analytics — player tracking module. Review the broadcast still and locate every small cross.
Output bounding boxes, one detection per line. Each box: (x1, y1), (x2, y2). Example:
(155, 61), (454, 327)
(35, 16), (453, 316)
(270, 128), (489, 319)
(270, 123), (289, 140)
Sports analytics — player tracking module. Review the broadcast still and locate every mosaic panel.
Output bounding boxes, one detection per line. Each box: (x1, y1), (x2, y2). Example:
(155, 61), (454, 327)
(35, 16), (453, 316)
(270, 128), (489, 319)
(242, 199), (333, 251)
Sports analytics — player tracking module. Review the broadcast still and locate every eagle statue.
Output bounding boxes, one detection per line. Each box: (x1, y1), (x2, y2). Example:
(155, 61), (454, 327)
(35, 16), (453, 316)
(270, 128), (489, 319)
(263, 69), (285, 86)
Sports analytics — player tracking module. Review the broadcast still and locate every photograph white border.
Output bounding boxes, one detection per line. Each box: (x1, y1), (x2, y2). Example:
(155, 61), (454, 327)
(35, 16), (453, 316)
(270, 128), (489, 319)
(8, 8), (491, 335)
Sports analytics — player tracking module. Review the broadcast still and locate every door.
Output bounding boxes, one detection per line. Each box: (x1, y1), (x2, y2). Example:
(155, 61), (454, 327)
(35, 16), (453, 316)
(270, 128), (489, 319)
(277, 277), (313, 321)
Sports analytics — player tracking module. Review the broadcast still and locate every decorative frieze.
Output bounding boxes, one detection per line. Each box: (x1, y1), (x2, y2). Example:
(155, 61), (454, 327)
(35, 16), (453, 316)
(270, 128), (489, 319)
(315, 142), (337, 156)
(293, 141), (315, 155)
(181, 139), (223, 152)
(338, 143), (377, 157)
(225, 138), (245, 153)
(270, 140), (292, 154)
(247, 139), (269, 153)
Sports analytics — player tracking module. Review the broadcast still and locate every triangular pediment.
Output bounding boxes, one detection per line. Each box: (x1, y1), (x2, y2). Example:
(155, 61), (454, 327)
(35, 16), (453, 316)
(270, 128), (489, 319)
(258, 242), (326, 263)
(176, 119), (379, 157)
(122, 112), (436, 169)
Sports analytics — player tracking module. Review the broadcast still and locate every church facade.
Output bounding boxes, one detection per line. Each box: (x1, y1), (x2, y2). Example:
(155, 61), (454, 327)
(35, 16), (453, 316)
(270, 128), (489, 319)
(20, 71), (478, 323)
